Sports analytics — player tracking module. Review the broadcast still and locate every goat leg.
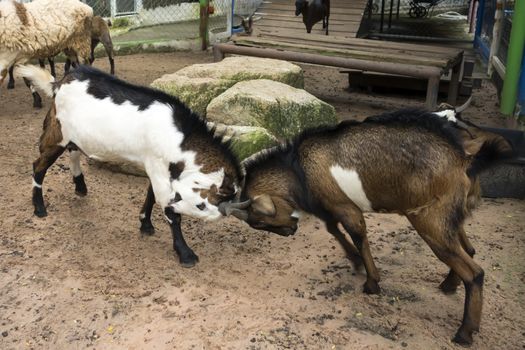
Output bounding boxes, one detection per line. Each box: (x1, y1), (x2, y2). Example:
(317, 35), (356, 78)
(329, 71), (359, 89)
(7, 66), (15, 89)
(439, 227), (476, 294)
(325, 220), (363, 270)
(164, 207), (199, 268)
(139, 183), (156, 235)
(32, 145), (65, 217)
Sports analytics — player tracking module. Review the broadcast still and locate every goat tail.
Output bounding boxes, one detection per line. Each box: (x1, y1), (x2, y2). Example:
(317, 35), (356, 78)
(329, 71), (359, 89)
(17, 65), (56, 97)
(466, 130), (514, 178)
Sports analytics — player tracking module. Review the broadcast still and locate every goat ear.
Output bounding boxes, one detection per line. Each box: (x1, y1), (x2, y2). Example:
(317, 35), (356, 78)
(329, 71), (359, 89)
(252, 194), (276, 216)
(463, 136), (485, 156)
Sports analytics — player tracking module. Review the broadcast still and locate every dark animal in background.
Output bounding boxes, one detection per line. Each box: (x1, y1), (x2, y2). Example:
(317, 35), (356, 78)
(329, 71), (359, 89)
(20, 65), (248, 268)
(66, 16), (115, 75)
(295, 0), (330, 35)
(241, 15), (254, 35)
(232, 108), (512, 346)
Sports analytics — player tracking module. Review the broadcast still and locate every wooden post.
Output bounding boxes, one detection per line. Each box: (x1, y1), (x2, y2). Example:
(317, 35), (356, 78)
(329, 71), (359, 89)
(447, 61), (462, 105)
(426, 76), (440, 110)
(200, 0), (210, 50)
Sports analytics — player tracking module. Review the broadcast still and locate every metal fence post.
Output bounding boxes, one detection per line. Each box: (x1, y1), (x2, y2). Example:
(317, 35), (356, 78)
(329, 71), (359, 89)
(110, 0), (117, 17)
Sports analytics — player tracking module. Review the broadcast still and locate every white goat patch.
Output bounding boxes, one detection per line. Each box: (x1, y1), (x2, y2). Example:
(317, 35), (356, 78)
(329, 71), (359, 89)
(69, 150), (82, 177)
(32, 178), (42, 188)
(291, 210), (304, 220)
(170, 168), (225, 221)
(53, 79), (225, 220)
(330, 165), (372, 212)
(434, 109), (457, 122)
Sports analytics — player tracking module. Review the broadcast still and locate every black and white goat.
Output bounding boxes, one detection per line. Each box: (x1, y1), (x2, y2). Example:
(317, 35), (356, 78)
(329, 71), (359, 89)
(20, 65), (248, 267)
(231, 107), (512, 345)
(295, 0), (330, 35)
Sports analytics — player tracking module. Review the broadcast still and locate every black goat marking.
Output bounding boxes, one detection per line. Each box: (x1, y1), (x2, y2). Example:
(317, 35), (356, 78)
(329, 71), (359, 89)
(174, 193), (182, 202)
(196, 203), (206, 211)
(73, 174), (87, 196)
(169, 161), (185, 180)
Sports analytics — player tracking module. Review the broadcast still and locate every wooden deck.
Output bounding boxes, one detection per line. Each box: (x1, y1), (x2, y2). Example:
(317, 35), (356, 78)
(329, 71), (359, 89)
(254, 0), (369, 37)
(214, 0), (465, 108)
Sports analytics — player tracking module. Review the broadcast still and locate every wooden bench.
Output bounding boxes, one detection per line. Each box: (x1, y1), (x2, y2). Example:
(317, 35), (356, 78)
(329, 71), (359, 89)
(213, 29), (464, 109)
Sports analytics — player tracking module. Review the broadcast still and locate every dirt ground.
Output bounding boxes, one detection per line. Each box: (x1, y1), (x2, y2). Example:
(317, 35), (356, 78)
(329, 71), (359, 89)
(0, 52), (524, 350)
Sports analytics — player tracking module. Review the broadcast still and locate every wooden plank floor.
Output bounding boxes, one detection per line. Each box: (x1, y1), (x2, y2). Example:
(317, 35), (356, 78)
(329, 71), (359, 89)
(233, 30), (463, 72)
(254, 0), (369, 37)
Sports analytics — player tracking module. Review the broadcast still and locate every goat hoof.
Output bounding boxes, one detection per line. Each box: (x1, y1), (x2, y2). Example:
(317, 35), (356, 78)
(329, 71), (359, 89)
(452, 328), (473, 346)
(179, 251), (199, 268)
(7, 83), (14, 90)
(75, 189), (88, 197)
(34, 208), (47, 218)
(363, 280), (381, 294)
(33, 102), (43, 109)
(73, 175), (87, 196)
(140, 221), (155, 235)
(439, 280), (459, 294)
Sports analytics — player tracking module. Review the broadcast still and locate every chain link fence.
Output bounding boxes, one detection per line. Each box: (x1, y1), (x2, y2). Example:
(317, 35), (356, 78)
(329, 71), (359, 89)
(80, 0), (261, 42)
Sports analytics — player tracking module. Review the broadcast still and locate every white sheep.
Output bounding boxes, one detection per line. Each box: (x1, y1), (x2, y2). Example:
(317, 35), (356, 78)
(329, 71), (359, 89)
(0, 0), (93, 106)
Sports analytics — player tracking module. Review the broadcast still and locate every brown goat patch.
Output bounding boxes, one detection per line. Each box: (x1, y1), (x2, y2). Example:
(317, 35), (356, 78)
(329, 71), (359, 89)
(13, 2), (29, 26)
(39, 102), (63, 153)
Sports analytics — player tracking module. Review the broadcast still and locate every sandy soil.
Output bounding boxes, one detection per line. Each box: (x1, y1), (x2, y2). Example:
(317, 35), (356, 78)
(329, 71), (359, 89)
(0, 52), (524, 350)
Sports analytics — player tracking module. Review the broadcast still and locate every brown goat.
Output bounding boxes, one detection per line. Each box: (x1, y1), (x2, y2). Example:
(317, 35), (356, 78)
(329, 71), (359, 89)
(89, 16), (114, 75)
(65, 16), (114, 75)
(235, 109), (512, 346)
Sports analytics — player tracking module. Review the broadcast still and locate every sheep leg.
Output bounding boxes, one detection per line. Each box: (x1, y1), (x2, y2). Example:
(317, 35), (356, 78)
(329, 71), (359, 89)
(165, 207), (199, 268)
(32, 145), (65, 217)
(64, 59), (72, 74)
(439, 227), (476, 294)
(7, 66), (15, 89)
(139, 183), (156, 235)
(69, 148), (87, 196)
(23, 77), (42, 109)
(38, 59), (45, 69)
(408, 215), (483, 346)
(333, 204), (380, 294)
(325, 220), (363, 270)
(48, 58), (56, 78)
(325, 15), (329, 35)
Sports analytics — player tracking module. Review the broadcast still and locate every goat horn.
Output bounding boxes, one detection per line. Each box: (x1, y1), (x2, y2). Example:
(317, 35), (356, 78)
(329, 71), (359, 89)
(228, 208), (249, 221)
(455, 96), (473, 113)
(218, 199), (252, 216)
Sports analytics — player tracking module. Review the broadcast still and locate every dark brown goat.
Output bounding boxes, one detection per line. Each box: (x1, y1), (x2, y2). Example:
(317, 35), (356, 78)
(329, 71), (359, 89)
(235, 109), (512, 346)
(66, 16), (114, 75)
(295, 0), (330, 35)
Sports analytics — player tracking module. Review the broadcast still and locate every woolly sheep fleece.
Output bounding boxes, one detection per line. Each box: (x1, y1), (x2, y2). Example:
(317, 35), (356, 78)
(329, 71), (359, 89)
(0, 0), (93, 66)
